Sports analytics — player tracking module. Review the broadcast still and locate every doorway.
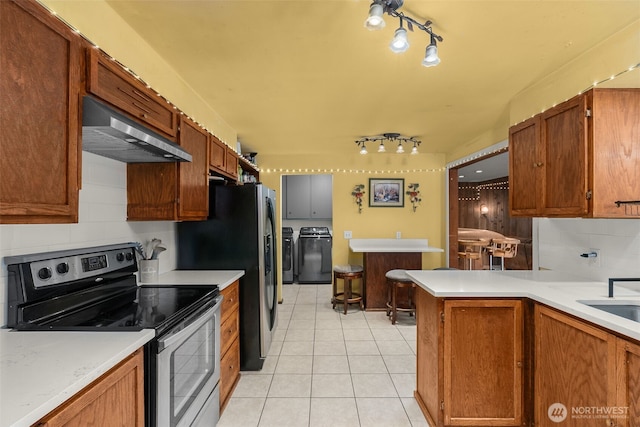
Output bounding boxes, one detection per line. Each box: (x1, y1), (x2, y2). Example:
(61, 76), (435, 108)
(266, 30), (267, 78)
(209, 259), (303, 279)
(448, 149), (533, 270)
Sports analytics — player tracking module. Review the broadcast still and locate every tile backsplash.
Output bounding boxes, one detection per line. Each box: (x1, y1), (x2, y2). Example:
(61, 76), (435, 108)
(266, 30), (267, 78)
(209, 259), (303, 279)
(0, 152), (178, 326)
(537, 217), (640, 281)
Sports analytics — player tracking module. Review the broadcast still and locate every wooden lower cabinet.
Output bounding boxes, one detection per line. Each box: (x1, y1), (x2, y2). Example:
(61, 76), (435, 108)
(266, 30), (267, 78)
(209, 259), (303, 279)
(34, 349), (144, 427)
(617, 339), (640, 427)
(535, 304), (640, 427)
(219, 281), (240, 413)
(415, 289), (525, 426)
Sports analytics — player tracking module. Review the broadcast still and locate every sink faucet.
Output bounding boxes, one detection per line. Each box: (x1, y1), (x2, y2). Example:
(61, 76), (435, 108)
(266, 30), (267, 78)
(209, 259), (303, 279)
(608, 277), (640, 298)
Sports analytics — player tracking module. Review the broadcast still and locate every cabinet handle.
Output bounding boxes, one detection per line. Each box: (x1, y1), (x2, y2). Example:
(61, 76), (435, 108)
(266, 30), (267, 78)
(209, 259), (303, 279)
(533, 162), (544, 168)
(132, 101), (152, 115)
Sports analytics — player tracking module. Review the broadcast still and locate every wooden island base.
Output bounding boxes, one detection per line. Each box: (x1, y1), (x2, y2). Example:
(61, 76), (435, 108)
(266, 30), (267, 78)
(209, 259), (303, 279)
(363, 252), (421, 310)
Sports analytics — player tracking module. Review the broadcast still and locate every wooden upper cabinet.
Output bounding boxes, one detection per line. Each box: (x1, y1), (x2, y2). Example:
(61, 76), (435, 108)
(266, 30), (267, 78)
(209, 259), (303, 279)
(210, 135), (227, 173)
(0, 0), (81, 224)
(509, 116), (540, 216)
(177, 116), (209, 220)
(86, 48), (178, 139)
(225, 148), (239, 180)
(509, 89), (640, 218)
(127, 116), (208, 221)
(590, 89), (640, 218)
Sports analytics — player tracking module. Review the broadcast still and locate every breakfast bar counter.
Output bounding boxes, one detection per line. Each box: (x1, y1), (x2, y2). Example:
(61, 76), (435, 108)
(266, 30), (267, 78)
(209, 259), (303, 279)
(349, 239), (443, 310)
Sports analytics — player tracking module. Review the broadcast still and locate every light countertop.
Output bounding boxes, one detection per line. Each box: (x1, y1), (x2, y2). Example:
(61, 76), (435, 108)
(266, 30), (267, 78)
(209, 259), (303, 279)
(407, 270), (640, 342)
(147, 270), (244, 290)
(0, 329), (155, 427)
(349, 238), (444, 253)
(1, 269), (243, 427)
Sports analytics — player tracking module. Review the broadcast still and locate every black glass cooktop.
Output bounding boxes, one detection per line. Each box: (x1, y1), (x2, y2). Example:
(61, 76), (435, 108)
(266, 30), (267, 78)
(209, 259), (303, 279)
(15, 284), (219, 333)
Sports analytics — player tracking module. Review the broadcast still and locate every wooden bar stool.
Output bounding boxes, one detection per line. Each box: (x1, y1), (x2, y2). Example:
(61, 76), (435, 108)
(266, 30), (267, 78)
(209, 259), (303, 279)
(457, 239), (488, 270)
(332, 265), (364, 314)
(385, 269), (416, 325)
(489, 238), (520, 270)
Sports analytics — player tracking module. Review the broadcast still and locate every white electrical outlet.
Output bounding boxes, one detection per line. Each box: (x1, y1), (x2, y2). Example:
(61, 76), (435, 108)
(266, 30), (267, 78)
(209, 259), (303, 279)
(396, 231), (402, 239)
(344, 231), (352, 239)
(589, 248), (601, 267)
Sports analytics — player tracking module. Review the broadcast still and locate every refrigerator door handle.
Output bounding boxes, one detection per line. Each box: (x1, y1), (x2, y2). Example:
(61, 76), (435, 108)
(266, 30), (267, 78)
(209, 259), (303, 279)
(264, 234), (272, 275)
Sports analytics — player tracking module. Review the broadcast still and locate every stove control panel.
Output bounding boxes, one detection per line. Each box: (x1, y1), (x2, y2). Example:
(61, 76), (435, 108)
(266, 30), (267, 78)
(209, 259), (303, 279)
(29, 247), (136, 289)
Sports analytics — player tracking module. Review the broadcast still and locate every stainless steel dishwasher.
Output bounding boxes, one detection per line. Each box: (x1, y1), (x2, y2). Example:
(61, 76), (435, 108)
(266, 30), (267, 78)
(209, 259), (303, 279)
(297, 226), (332, 283)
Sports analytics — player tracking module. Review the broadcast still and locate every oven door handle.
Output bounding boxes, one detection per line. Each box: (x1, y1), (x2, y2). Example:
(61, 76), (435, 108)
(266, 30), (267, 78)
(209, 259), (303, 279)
(158, 296), (223, 352)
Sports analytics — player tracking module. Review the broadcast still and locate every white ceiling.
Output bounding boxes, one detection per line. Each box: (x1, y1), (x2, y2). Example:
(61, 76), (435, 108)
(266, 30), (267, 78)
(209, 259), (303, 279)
(102, 0), (640, 158)
(457, 152), (509, 182)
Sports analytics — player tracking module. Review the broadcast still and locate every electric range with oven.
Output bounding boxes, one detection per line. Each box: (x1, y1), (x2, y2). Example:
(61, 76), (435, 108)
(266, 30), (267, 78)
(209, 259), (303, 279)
(5, 243), (222, 427)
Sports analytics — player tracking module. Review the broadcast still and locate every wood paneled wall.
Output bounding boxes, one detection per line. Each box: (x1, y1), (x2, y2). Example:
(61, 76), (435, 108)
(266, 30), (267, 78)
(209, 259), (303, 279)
(458, 177), (533, 269)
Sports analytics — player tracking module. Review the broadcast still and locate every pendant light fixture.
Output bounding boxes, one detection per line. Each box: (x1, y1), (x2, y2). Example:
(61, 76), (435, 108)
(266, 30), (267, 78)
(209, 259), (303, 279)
(364, 0), (443, 67)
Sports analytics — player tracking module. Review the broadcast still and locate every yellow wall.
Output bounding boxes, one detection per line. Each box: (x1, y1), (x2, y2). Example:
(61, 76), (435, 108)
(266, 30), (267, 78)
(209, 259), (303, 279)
(259, 153), (447, 298)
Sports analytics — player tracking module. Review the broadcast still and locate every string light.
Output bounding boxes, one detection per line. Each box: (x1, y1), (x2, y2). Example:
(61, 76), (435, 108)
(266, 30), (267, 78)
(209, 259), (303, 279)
(35, 0), (259, 171)
(512, 63), (640, 127)
(261, 167), (446, 175)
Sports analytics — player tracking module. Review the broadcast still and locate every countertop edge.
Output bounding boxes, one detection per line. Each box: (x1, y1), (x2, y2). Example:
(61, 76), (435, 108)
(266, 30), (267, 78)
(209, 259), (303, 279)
(406, 270), (640, 343)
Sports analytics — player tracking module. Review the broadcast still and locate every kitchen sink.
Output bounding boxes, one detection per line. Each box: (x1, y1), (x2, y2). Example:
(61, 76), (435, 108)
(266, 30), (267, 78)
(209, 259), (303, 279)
(578, 300), (640, 323)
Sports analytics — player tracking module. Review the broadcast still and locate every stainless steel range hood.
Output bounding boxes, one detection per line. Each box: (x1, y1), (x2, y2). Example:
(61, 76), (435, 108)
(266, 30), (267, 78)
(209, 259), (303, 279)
(82, 96), (192, 163)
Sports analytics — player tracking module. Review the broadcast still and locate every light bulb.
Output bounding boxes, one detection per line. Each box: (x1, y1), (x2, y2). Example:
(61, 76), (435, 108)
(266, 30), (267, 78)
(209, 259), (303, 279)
(378, 142), (386, 153)
(364, 3), (385, 30)
(411, 144), (418, 155)
(389, 27), (409, 53)
(422, 43), (440, 67)
(396, 143), (404, 154)
(360, 145), (368, 155)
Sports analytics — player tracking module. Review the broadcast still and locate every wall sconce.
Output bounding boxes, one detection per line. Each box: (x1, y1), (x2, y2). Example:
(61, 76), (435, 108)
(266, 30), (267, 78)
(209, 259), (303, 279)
(355, 133), (421, 155)
(352, 184), (366, 213)
(364, 0), (444, 68)
(480, 204), (489, 215)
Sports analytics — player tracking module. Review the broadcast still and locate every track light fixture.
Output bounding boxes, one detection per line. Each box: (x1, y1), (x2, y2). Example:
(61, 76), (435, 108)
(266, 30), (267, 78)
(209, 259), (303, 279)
(364, 0), (443, 67)
(355, 133), (421, 155)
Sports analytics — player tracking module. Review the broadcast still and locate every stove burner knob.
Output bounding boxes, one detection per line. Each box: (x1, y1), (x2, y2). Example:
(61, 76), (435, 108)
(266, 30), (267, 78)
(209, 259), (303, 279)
(56, 262), (69, 274)
(38, 267), (52, 280)
(116, 252), (125, 262)
(125, 252), (134, 261)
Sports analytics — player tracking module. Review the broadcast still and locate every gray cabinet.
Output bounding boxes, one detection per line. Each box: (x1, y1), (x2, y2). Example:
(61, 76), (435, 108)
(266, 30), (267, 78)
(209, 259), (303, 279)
(285, 175), (332, 219)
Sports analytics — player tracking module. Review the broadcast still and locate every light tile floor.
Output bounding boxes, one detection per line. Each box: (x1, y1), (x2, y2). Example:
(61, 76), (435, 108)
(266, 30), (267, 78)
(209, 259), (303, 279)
(218, 283), (430, 427)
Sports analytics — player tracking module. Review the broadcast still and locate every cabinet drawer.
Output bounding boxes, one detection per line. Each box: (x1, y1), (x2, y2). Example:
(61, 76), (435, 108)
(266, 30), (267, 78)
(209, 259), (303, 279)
(220, 308), (239, 357)
(86, 49), (178, 138)
(220, 338), (240, 412)
(221, 281), (239, 322)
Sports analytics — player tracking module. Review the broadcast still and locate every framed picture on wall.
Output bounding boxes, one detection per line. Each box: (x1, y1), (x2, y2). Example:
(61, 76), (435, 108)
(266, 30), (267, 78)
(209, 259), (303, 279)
(369, 178), (404, 207)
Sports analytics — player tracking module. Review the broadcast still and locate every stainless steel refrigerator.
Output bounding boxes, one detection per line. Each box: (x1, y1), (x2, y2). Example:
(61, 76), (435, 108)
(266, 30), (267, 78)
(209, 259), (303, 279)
(177, 183), (278, 371)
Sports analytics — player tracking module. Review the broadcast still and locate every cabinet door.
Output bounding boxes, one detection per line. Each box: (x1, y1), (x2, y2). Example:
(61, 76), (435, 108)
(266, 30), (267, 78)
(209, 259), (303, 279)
(540, 95), (589, 216)
(590, 89), (640, 218)
(0, 0), (81, 224)
(509, 116), (541, 216)
(310, 175), (332, 218)
(177, 116), (208, 220)
(209, 135), (226, 173)
(617, 338), (640, 427)
(87, 49), (178, 138)
(285, 175), (311, 219)
(37, 349), (144, 426)
(225, 148), (239, 180)
(534, 305), (617, 427)
(443, 300), (523, 426)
